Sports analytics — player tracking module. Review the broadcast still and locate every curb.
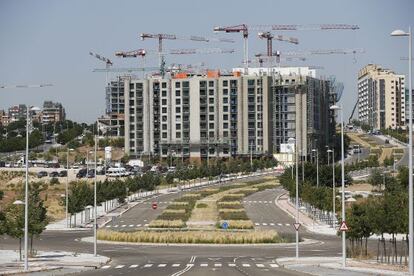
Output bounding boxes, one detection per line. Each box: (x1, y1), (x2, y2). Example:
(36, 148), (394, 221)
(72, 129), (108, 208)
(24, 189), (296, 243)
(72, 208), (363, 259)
(80, 236), (321, 247)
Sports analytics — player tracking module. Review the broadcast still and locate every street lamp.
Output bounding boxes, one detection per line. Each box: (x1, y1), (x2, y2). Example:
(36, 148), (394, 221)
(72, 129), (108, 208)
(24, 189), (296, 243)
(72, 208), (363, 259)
(288, 137), (299, 260)
(327, 148), (336, 227)
(66, 148), (74, 228)
(391, 27), (413, 274)
(312, 149), (319, 187)
(330, 104), (346, 268)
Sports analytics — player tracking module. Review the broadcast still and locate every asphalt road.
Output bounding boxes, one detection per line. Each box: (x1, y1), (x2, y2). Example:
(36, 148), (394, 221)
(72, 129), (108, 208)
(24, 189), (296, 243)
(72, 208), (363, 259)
(0, 177), (344, 276)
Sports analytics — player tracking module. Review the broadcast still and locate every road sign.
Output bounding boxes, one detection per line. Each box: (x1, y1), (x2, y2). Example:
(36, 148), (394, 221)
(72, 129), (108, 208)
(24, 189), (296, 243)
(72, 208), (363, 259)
(221, 221), (229, 229)
(339, 221), (349, 231)
(152, 202), (158, 210)
(293, 223), (301, 231)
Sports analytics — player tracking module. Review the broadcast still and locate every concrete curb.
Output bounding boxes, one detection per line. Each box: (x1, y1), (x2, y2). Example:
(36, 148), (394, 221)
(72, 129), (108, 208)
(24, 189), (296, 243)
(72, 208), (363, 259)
(81, 236), (321, 247)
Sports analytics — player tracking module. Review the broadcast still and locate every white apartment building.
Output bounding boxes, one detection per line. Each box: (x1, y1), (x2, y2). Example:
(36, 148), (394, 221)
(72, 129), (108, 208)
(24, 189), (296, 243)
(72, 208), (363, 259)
(358, 64), (406, 130)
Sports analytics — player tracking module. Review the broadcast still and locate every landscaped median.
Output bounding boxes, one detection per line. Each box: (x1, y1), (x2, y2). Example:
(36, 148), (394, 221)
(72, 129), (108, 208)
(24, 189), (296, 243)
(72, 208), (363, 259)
(97, 229), (285, 244)
(98, 178), (286, 244)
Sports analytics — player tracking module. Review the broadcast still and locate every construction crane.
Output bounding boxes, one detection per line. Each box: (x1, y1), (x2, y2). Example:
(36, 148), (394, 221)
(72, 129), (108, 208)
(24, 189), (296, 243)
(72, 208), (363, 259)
(258, 32), (298, 56)
(92, 67), (159, 73)
(89, 51), (113, 84)
(115, 48), (234, 57)
(213, 24), (359, 73)
(140, 33), (234, 76)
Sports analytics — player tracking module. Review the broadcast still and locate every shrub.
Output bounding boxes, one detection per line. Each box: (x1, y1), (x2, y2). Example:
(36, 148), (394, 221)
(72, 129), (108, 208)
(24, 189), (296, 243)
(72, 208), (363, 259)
(233, 188), (258, 196)
(219, 209), (249, 220)
(217, 201), (243, 209)
(180, 193), (201, 200)
(50, 177), (60, 185)
(218, 220), (254, 229)
(157, 211), (189, 221)
(98, 229), (282, 244)
(166, 202), (191, 211)
(253, 183), (277, 191)
(196, 203), (208, 208)
(148, 220), (185, 228)
(199, 188), (219, 197)
(220, 194), (244, 201)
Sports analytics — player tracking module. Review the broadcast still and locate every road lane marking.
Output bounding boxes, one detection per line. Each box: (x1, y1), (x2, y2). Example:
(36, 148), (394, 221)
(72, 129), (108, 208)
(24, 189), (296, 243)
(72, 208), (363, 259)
(270, 223), (275, 226)
(255, 223), (260, 226)
(101, 265), (111, 269)
(285, 223), (290, 226)
(121, 225), (126, 227)
(144, 224), (149, 227)
(200, 263), (208, 267)
(270, 264), (279, 268)
(172, 264), (181, 267)
(242, 264), (251, 267)
(115, 265), (124, 269)
(278, 223), (282, 226)
(158, 264), (167, 267)
(228, 263), (236, 267)
(136, 224), (141, 227)
(214, 263), (222, 267)
(256, 264), (265, 267)
(262, 223), (268, 226)
(143, 264), (153, 268)
(105, 225), (111, 228)
(114, 225), (119, 228)
(129, 224), (134, 227)
(129, 264), (139, 268)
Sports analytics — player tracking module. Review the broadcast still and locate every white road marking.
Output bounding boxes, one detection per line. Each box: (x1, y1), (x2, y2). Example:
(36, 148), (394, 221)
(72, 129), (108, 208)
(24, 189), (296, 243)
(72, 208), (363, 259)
(256, 263), (265, 267)
(143, 264), (153, 268)
(270, 263), (279, 268)
(144, 224), (149, 227)
(158, 264), (167, 267)
(214, 263), (222, 267)
(200, 263), (208, 267)
(136, 224), (141, 227)
(121, 225), (126, 227)
(172, 264), (181, 267)
(129, 264), (139, 268)
(114, 225), (119, 228)
(278, 223), (282, 226)
(255, 223), (260, 226)
(115, 265), (125, 269)
(258, 201), (262, 203)
(228, 263), (236, 267)
(262, 223), (268, 226)
(242, 263), (251, 267)
(129, 224), (134, 227)
(270, 223), (275, 226)
(106, 225), (111, 228)
(285, 223), (290, 226)
(101, 265), (111, 269)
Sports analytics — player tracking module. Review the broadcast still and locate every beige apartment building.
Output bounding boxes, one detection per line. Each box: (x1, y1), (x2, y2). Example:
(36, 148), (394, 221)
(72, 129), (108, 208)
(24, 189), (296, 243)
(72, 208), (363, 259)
(109, 67), (335, 162)
(358, 64), (406, 130)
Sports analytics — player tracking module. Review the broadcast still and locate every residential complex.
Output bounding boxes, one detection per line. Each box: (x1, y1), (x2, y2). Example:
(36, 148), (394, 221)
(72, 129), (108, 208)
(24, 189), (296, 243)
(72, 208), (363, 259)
(358, 64), (406, 130)
(41, 101), (66, 124)
(107, 67), (336, 162)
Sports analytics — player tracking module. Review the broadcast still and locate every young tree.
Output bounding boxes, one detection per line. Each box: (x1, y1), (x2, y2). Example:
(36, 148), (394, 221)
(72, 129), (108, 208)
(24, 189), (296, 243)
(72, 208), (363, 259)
(4, 203), (24, 260)
(27, 182), (48, 254)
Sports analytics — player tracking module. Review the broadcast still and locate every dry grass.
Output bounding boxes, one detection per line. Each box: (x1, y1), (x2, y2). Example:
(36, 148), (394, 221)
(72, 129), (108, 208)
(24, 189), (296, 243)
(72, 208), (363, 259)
(217, 201), (243, 209)
(98, 229), (281, 244)
(148, 220), (185, 228)
(219, 220), (254, 229)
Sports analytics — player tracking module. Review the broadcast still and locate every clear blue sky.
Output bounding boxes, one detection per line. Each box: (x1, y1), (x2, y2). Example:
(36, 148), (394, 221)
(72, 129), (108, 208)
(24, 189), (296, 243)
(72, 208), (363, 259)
(0, 0), (413, 123)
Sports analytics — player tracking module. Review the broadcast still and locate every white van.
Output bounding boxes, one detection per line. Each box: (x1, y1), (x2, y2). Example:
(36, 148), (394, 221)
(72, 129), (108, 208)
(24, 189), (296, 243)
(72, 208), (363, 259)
(106, 167), (128, 177)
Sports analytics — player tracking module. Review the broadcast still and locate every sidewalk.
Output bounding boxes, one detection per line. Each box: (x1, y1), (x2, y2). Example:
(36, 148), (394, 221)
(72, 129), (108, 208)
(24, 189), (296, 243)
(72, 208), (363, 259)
(0, 250), (109, 275)
(275, 192), (337, 236)
(277, 257), (408, 276)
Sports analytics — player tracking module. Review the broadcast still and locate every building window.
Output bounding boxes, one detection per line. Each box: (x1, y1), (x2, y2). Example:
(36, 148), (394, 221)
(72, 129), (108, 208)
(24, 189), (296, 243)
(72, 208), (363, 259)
(175, 82), (181, 88)
(209, 89), (214, 96)
(248, 79), (255, 86)
(209, 115), (214, 121)
(162, 99), (167, 105)
(176, 99), (181, 105)
(223, 106), (229, 112)
(162, 107), (167, 113)
(223, 114), (228, 120)
(209, 98), (214, 104)
(223, 88), (228, 96)
(176, 132), (181, 138)
(162, 132), (167, 138)
(183, 81), (189, 88)
(209, 81), (214, 87)
(209, 106), (214, 112)
(223, 98), (228, 104)
(209, 123), (214, 129)
(162, 82), (167, 88)
(162, 90), (167, 97)
(176, 90), (181, 97)
(223, 80), (228, 87)
(162, 124), (167, 130)
(223, 122), (229, 129)
(223, 131), (229, 137)
(176, 124), (181, 130)
(176, 107), (181, 113)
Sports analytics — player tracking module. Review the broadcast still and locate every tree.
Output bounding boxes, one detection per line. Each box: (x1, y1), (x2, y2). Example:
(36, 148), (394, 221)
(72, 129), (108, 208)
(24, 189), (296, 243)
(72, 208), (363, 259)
(4, 203), (24, 260)
(27, 182), (48, 254)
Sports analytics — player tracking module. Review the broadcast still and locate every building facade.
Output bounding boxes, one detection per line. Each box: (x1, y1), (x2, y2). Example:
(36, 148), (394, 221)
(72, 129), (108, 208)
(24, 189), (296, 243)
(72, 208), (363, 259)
(105, 77), (125, 137)
(41, 101), (66, 124)
(119, 68), (335, 161)
(358, 64), (406, 130)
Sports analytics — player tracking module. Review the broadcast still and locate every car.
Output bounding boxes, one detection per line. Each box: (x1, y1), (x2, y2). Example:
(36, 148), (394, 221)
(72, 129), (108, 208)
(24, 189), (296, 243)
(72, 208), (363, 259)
(37, 171), (48, 178)
(87, 169), (95, 178)
(385, 139), (390, 144)
(58, 170), (67, 177)
(76, 168), (87, 178)
(49, 171), (59, 177)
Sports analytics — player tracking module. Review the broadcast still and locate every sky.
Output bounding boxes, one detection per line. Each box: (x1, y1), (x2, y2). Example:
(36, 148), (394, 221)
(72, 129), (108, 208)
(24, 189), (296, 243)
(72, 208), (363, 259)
(0, 0), (413, 123)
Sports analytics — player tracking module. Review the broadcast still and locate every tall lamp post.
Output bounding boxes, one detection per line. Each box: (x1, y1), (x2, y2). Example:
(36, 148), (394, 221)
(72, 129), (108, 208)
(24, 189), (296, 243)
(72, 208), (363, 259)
(288, 137), (299, 260)
(327, 148), (335, 227)
(312, 149), (319, 187)
(330, 104), (346, 268)
(391, 27), (412, 274)
(0, 84), (52, 271)
(66, 148), (74, 228)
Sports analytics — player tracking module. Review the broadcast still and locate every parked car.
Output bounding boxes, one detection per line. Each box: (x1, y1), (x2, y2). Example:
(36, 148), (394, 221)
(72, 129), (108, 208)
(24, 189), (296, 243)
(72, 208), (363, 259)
(49, 171), (59, 177)
(385, 139), (390, 144)
(87, 169), (95, 178)
(76, 168), (87, 178)
(37, 171), (48, 178)
(58, 170), (67, 177)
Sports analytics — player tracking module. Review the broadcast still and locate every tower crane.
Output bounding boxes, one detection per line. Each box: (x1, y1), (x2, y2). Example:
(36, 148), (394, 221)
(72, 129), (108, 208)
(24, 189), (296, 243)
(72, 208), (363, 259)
(89, 51), (113, 84)
(213, 24), (359, 73)
(140, 33), (234, 76)
(258, 32), (299, 56)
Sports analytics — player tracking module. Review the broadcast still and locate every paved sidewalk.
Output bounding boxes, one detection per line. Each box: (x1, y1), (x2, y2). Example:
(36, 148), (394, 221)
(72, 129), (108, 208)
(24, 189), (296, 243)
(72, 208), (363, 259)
(0, 250), (109, 275)
(275, 192), (337, 236)
(277, 257), (408, 276)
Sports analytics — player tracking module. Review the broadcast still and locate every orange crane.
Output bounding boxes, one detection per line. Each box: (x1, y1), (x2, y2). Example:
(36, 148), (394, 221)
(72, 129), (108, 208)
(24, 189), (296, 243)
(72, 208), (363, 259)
(213, 24), (359, 73)
(258, 32), (299, 56)
(140, 33), (234, 76)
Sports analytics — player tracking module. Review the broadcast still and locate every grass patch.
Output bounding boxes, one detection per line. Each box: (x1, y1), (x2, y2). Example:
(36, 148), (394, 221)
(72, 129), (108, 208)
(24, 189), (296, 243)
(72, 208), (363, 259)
(98, 229), (283, 244)
(232, 188), (258, 196)
(196, 203), (208, 208)
(394, 148), (404, 153)
(219, 209), (249, 220)
(148, 220), (185, 228)
(220, 194), (244, 201)
(217, 201), (243, 209)
(218, 220), (254, 229)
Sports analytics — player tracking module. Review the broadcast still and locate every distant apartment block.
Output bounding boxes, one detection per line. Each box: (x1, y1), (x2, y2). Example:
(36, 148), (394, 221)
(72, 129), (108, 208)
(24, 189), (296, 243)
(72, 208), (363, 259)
(0, 110), (10, 127)
(41, 101), (66, 124)
(113, 67), (335, 161)
(358, 64), (406, 130)
(8, 104), (27, 122)
(406, 88), (414, 126)
(105, 77), (125, 137)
